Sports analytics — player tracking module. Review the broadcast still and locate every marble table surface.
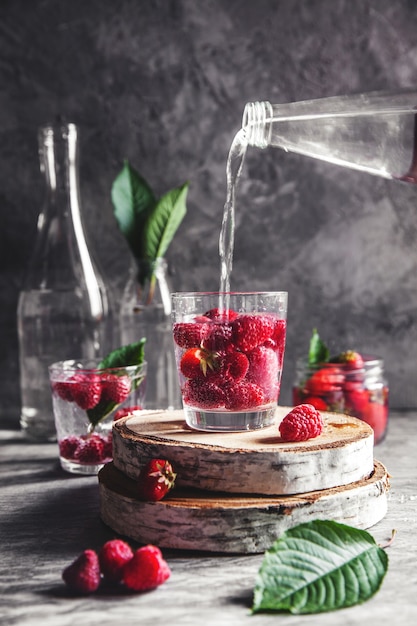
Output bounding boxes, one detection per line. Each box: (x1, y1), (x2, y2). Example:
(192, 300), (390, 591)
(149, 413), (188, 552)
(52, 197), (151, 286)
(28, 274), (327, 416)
(0, 411), (416, 626)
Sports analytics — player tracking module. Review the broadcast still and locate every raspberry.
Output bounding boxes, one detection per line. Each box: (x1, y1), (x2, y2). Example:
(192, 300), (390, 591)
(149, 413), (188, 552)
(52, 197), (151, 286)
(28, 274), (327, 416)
(173, 321), (206, 348)
(231, 314), (275, 352)
(220, 350), (249, 381)
(122, 545), (171, 591)
(247, 346), (279, 400)
(113, 405), (142, 420)
(75, 434), (106, 464)
(224, 380), (264, 410)
(62, 549), (101, 594)
(59, 435), (82, 460)
(183, 378), (225, 409)
(53, 380), (74, 402)
(279, 404), (324, 442)
(70, 373), (102, 410)
(202, 322), (233, 351)
(99, 539), (134, 583)
(101, 374), (131, 403)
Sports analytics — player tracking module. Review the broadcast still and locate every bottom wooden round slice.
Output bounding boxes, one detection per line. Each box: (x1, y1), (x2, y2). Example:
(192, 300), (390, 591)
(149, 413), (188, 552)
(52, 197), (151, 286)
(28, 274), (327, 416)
(98, 460), (388, 554)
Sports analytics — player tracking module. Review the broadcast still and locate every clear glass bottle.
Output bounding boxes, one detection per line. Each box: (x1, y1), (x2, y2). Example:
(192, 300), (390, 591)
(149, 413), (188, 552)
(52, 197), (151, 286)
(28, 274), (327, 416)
(17, 123), (113, 441)
(292, 356), (389, 444)
(120, 257), (181, 410)
(242, 91), (417, 182)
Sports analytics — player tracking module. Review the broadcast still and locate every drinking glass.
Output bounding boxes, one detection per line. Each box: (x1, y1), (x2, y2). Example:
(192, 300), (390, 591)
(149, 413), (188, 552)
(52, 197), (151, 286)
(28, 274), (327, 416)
(49, 358), (147, 474)
(171, 291), (287, 431)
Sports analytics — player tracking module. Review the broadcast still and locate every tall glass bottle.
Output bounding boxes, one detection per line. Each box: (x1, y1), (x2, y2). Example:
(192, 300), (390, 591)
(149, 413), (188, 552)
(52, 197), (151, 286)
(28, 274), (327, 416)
(120, 257), (181, 410)
(17, 123), (113, 441)
(242, 91), (417, 182)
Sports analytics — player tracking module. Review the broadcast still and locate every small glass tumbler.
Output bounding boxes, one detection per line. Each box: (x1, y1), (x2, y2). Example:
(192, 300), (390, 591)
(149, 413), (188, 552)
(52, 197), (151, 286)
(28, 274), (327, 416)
(49, 359), (147, 474)
(171, 291), (288, 432)
(292, 356), (389, 443)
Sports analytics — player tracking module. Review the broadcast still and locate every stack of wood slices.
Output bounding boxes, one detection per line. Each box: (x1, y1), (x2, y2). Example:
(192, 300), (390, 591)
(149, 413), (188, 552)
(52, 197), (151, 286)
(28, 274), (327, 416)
(98, 407), (388, 554)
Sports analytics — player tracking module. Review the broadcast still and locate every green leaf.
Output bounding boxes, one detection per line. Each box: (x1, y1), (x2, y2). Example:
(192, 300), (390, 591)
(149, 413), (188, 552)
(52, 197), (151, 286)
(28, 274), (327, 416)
(98, 339), (146, 370)
(142, 182), (189, 260)
(111, 161), (156, 258)
(252, 520), (389, 615)
(86, 340), (146, 427)
(308, 328), (330, 365)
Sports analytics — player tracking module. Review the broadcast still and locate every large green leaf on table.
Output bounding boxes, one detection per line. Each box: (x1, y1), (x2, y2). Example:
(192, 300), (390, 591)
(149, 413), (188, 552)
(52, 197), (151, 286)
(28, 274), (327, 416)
(142, 182), (189, 260)
(308, 328), (330, 365)
(111, 161), (156, 258)
(252, 520), (389, 614)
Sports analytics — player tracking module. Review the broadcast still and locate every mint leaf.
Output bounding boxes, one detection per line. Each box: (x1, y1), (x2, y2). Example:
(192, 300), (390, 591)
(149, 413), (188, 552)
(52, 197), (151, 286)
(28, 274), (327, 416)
(111, 161), (156, 259)
(308, 328), (330, 365)
(142, 182), (189, 260)
(252, 520), (388, 615)
(86, 340), (146, 427)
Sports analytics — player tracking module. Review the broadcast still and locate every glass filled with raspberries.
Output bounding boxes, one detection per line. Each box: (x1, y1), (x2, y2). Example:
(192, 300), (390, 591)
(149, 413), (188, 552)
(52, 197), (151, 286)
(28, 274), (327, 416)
(171, 291), (287, 431)
(293, 351), (389, 444)
(49, 358), (147, 474)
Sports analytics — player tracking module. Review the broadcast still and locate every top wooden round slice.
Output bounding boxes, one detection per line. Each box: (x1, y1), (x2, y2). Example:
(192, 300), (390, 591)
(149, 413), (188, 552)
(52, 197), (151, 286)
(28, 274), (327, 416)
(112, 407), (374, 496)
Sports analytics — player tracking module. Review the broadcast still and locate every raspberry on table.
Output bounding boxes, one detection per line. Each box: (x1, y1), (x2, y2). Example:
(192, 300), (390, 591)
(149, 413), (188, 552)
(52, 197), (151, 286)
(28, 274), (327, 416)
(62, 549), (101, 594)
(279, 404), (324, 442)
(122, 545), (171, 591)
(99, 539), (134, 583)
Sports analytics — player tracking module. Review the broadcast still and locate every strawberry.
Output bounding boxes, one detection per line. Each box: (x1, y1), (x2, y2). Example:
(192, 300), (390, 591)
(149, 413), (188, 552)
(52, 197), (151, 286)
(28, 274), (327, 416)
(173, 321), (206, 348)
(113, 405), (142, 420)
(304, 366), (344, 395)
(137, 459), (176, 502)
(203, 307), (239, 322)
(343, 380), (369, 416)
(62, 549), (101, 594)
(247, 346), (279, 400)
(122, 545), (171, 591)
(101, 374), (131, 403)
(70, 373), (102, 410)
(279, 404), (324, 442)
(224, 380), (264, 410)
(183, 378), (225, 409)
(362, 401), (388, 443)
(302, 395), (328, 411)
(332, 350), (365, 370)
(231, 313), (275, 352)
(99, 539), (134, 583)
(180, 347), (219, 379)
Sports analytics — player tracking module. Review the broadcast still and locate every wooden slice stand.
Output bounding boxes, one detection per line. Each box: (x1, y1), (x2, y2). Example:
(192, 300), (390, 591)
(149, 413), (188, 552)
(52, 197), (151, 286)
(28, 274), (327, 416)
(99, 407), (389, 554)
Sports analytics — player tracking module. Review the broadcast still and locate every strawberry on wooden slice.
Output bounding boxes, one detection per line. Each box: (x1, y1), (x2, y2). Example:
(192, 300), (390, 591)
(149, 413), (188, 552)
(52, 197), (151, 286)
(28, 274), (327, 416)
(137, 459), (176, 502)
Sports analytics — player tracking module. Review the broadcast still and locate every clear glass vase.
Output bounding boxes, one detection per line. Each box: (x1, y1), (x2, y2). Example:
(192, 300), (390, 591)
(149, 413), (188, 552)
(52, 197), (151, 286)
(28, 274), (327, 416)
(119, 257), (181, 410)
(17, 123), (113, 441)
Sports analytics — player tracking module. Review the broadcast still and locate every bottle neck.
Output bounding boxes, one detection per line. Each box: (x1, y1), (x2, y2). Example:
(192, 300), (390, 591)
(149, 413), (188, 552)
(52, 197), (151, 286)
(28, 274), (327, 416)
(242, 101), (273, 148)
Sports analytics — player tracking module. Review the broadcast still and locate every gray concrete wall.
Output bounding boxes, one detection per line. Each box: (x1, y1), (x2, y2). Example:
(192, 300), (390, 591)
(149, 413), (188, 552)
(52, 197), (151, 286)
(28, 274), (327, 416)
(1, 0), (417, 426)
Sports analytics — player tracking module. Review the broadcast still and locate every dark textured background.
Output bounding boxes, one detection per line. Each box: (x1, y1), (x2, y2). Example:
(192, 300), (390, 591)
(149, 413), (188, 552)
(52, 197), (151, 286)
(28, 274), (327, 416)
(1, 0), (417, 427)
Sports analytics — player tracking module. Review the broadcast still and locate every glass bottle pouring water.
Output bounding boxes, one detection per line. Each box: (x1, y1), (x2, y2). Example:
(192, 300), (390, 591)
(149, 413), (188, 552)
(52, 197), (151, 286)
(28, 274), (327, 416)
(242, 91), (417, 182)
(17, 123), (113, 441)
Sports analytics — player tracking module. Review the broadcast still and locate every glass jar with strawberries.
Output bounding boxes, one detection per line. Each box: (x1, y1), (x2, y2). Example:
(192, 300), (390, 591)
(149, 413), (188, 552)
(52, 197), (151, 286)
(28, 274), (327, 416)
(292, 330), (389, 444)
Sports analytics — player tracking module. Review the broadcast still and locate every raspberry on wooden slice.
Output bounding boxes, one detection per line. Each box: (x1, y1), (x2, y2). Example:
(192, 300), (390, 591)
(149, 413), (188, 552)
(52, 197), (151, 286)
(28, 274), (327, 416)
(279, 404), (324, 442)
